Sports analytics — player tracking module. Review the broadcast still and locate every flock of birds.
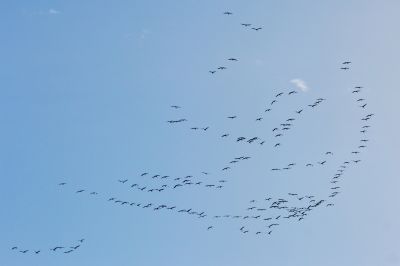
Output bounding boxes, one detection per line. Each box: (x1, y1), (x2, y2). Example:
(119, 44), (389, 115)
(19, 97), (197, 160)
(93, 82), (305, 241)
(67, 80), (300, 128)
(10, 239), (85, 256)
(10, 9), (374, 255)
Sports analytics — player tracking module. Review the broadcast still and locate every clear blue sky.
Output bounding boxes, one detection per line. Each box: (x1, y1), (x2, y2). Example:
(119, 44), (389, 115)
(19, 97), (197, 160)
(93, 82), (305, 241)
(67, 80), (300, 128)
(1, 1), (399, 265)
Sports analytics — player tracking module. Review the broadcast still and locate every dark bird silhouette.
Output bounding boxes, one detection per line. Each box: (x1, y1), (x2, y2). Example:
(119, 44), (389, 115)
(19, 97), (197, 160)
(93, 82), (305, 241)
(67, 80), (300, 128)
(170, 105), (181, 109)
(207, 226), (214, 230)
(276, 92), (284, 97)
(58, 182), (67, 186)
(360, 104), (367, 108)
(51, 247), (64, 251)
(218, 66), (227, 70)
(342, 61), (351, 64)
(296, 109), (303, 114)
(76, 190), (85, 193)
(227, 116), (237, 119)
(12, 247), (18, 250)
(209, 70), (216, 74)
(341, 67), (349, 70)
(241, 23), (251, 27)
(221, 133), (229, 138)
(228, 58), (238, 61)
(224, 11), (233, 15)
(118, 179), (128, 183)
(19, 250), (29, 253)
(251, 27), (262, 31)
(289, 90), (298, 95)
(34, 250), (41, 254)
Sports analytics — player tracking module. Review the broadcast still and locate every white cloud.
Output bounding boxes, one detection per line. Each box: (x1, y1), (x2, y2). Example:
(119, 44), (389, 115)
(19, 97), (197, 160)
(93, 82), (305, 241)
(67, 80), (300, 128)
(290, 78), (309, 92)
(48, 9), (60, 15)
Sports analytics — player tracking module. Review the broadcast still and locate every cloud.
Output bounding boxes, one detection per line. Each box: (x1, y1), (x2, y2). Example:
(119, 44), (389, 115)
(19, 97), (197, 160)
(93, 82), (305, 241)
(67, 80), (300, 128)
(290, 78), (309, 92)
(48, 9), (60, 15)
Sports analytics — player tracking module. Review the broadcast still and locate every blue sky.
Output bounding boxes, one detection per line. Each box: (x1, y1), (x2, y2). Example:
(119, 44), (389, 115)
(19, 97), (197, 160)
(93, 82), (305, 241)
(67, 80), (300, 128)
(1, 1), (400, 265)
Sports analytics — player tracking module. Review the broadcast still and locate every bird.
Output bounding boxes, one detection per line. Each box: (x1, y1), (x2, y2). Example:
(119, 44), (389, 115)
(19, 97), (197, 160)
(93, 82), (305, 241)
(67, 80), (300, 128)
(11, 247), (18, 250)
(58, 182), (67, 186)
(118, 179), (128, 183)
(228, 58), (238, 61)
(251, 27), (262, 31)
(342, 61), (351, 64)
(51, 247), (64, 251)
(224, 11), (233, 15)
(227, 116), (237, 119)
(274, 143), (281, 147)
(289, 90), (298, 95)
(276, 92), (284, 97)
(76, 190), (85, 193)
(170, 105), (181, 109)
(221, 133), (229, 138)
(271, 100), (277, 105)
(209, 70), (216, 74)
(34, 250), (41, 254)
(256, 117), (263, 121)
(19, 250), (29, 253)
(341, 67), (349, 70)
(218, 66), (227, 70)
(360, 104), (367, 108)
(207, 226), (214, 230)
(241, 23), (251, 27)
(296, 109), (303, 114)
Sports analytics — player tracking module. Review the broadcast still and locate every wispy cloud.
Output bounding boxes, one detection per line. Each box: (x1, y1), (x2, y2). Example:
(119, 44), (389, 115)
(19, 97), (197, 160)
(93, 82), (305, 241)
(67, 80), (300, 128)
(48, 9), (60, 15)
(290, 78), (309, 92)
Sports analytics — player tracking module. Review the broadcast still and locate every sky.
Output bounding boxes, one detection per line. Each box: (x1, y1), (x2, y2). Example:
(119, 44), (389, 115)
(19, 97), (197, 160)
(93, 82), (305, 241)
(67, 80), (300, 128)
(1, 1), (400, 265)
